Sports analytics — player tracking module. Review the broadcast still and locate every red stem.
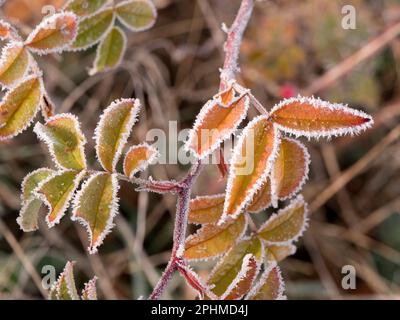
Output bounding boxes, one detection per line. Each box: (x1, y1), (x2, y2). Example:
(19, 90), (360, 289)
(148, 0), (255, 300)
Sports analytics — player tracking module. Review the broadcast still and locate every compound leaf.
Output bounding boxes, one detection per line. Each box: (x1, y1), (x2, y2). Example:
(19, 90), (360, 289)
(270, 96), (373, 138)
(72, 172), (119, 254)
(258, 195), (308, 245)
(35, 170), (85, 228)
(71, 8), (115, 50)
(123, 143), (158, 179)
(0, 42), (30, 87)
(115, 0), (157, 32)
(0, 75), (42, 140)
(188, 194), (225, 225)
(25, 12), (78, 55)
(221, 116), (280, 223)
(64, 0), (109, 17)
(185, 87), (250, 159)
(34, 113), (87, 170)
(184, 214), (247, 261)
(89, 26), (126, 75)
(95, 98), (141, 172)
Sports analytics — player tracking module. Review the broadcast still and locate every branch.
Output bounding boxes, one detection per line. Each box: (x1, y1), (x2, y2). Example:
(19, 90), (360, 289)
(148, 0), (255, 300)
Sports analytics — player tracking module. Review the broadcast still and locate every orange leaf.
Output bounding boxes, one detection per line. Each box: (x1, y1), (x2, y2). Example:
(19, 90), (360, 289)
(246, 263), (285, 300)
(221, 116), (280, 223)
(188, 194), (225, 225)
(123, 143), (158, 179)
(0, 20), (12, 40)
(185, 86), (250, 159)
(184, 214), (247, 261)
(270, 138), (309, 205)
(0, 42), (30, 88)
(222, 254), (258, 300)
(265, 244), (296, 262)
(270, 96), (373, 138)
(246, 178), (271, 213)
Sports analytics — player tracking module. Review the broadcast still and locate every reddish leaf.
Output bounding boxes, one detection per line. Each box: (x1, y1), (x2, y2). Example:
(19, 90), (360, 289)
(186, 86), (250, 159)
(246, 178), (271, 213)
(188, 194), (225, 225)
(270, 138), (309, 205)
(270, 96), (373, 138)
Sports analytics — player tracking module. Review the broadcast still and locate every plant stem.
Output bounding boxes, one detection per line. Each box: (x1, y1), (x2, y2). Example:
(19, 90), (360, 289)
(148, 0), (255, 300)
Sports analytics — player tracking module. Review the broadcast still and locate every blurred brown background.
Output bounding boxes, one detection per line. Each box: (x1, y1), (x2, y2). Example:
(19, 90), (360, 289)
(0, 0), (399, 299)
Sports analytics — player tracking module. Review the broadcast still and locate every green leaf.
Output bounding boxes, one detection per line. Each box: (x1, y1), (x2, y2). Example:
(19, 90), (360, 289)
(21, 168), (54, 202)
(25, 12), (78, 55)
(0, 75), (42, 140)
(95, 98), (141, 172)
(34, 113), (87, 170)
(257, 195), (308, 245)
(81, 276), (98, 300)
(246, 263), (286, 300)
(72, 172), (119, 254)
(64, 0), (109, 17)
(49, 261), (79, 300)
(0, 42), (30, 88)
(17, 168), (55, 232)
(115, 0), (157, 31)
(184, 214), (248, 261)
(208, 237), (263, 298)
(35, 170), (85, 227)
(89, 26), (126, 75)
(71, 8), (115, 50)
(17, 198), (43, 232)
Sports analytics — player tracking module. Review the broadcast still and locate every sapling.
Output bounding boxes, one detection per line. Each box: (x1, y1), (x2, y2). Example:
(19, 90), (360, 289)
(0, 0), (373, 300)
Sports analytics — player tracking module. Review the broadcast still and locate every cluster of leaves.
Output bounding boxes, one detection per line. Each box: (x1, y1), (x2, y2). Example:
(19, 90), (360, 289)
(49, 261), (98, 300)
(65, 0), (157, 75)
(17, 98), (158, 254)
(181, 82), (373, 299)
(0, 0), (157, 141)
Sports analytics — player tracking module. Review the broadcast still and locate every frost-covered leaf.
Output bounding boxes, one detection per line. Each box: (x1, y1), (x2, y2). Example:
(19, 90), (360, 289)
(123, 143), (158, 179)
(21, 168), (54, 202)
(258, 195), (308, 245)
(72, 172), (119, 254)
(246, 179), (271, 213)
(34, 114), (87, 170)
(246, 263), (285, 300)
(115, 0), (157, 32)
(265, 244), (297, 263)
(0, 42), (30, 88)
(0, 76), (42, 140)
(35, 170), (85, 228)
(221, 116), (280, 223)
(89, 26), (126, 75)
(17, 168), (55, 232)
(25, 12), (78, 55)
(270, 96), (373, 138)
(0, 20), (13, 40)
(184, 214), (247, 261)
(64, 0), (109, 17)
(188, 194), (225, 225)
(95, 98), (141, 172)
(270, 138), (309, 205)
(81, 276), (98, 300)
(185, 87), (250, 159)
(17, 198), (43, 232)
(208, 237), (263, 299)
(71, 8), (115, 50)
(49, 261), (79, 300)
(221, 254), (258, 300)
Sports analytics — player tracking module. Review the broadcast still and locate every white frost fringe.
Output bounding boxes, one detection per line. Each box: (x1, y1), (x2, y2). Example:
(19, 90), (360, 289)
(123, 142), (159, 179)
(115, 0), (158, 32)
